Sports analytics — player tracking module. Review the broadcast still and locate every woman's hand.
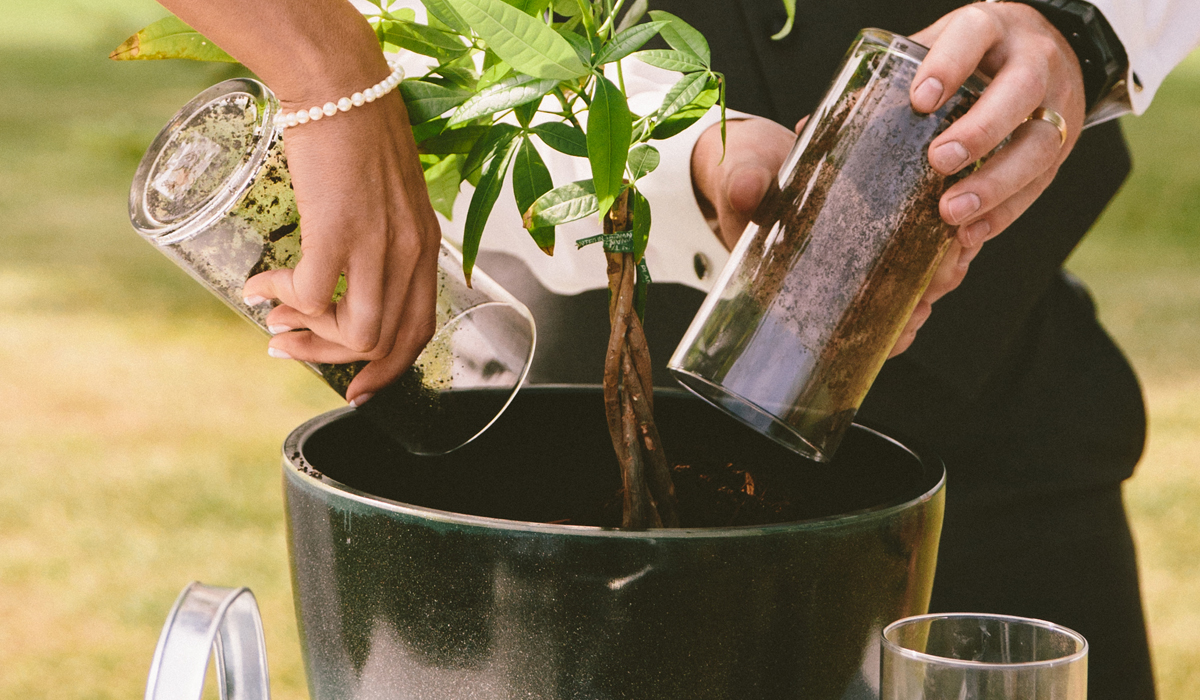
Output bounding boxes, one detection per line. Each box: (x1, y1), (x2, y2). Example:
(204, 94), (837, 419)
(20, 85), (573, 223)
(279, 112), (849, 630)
(243, 91), (442, 405)
(158, 0), (442, 405)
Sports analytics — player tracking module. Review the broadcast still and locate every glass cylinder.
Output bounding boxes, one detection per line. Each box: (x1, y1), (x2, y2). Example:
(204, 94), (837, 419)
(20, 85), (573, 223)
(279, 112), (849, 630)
(670, 29), (987, 462)
(881, 613), (1088, 700)
(129, 78), (536, 455)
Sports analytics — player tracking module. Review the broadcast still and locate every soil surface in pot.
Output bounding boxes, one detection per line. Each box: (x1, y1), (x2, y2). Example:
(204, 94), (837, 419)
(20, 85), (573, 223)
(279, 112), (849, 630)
(299, 387), (935, 528)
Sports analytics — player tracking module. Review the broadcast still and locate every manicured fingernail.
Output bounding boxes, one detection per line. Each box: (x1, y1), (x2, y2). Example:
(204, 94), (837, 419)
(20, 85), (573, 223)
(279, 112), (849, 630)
(267, 347), (292, 360)
(349, 393), (374, 408)
(267, 324), (292, 335)
(963, 219), (991, 248)
(931, 141), (970, 173)
(947, 193), (981, 223)
(913, 77), (944, 111)
(244, 295), (267, 306)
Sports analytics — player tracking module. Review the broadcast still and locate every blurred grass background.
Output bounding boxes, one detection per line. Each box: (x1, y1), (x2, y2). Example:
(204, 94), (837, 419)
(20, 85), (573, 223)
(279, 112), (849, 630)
(0, 0), (1196, 697)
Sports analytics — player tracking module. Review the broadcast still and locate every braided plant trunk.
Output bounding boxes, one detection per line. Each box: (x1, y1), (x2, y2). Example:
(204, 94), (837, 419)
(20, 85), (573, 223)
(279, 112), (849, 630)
(602, 190), (679, 529)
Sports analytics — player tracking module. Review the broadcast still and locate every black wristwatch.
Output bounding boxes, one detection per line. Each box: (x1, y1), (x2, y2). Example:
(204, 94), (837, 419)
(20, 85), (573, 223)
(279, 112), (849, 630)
(1007, 0), (1129, 113)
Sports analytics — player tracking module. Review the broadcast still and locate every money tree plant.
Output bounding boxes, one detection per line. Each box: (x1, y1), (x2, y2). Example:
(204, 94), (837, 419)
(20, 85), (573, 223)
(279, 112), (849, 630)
(113, 0), (728, 529)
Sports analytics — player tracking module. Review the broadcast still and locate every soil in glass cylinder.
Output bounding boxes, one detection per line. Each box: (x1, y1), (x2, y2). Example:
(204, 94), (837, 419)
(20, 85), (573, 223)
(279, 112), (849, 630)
(678, 44), (977, 459)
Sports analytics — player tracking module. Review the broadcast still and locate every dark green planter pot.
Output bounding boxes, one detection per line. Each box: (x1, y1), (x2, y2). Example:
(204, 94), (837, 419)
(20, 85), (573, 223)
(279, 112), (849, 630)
(283, 387), (945, 700)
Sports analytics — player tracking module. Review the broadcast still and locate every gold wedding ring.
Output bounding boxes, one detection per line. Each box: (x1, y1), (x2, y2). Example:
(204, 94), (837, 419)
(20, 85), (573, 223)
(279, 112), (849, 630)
(1026, 106), (1068, 148)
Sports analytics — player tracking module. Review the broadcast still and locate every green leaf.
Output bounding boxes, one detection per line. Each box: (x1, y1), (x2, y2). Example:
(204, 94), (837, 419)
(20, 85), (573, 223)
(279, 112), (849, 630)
(588, 32), (603, 57)
(630, 116), (652, 143)
(502, 0), (552, 16)
(418, 124), (491, 154)
(512, 137), (556, 254)
(380, 20), (469, 61)
(558, 28), (592, 65)
(383, 8), (419, 22)
(412, 116), (451, 143)
(483, 47), (505, 71)
(525, 180), (598, 227)
(463, 123), (521, 179)
(463, 137), (520, 284)
(514, 99), (539, 127)
(110, 16), (237, 63)
(772, 0), (797, 40)
(399, 80), (472, 124)
(648, 11), (710, 67)
(631, 49), (706, 73)
(429, 64), (477, 90)
(551, 0), (581, 16)
(587, 76), (632, 218)
(656, 71), (709, 123)
(716, 71), (727, 151)
(447, 0), (588, 80)
(593, 21), (668, 66)
(650, 80), (718, 139)
(448, 74), (558, 126)
(420, 0), (472, 35)
(627, 144), (660, 180)
(556, 14), (583, 33)
(615, 0), (649, 32)
(476, 60), (513, 90)
(531, 122), (588, 157)
(631, 189), (651, 262)
(423, 154), (466, 219)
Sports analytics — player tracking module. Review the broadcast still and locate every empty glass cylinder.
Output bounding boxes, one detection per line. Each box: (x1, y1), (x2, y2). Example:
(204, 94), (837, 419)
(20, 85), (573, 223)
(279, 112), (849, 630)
(881, 613), (1088, 700)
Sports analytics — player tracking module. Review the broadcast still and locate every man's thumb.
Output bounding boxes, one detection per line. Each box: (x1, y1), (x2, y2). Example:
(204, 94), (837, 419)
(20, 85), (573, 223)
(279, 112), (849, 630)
(725, 165), (773, 215)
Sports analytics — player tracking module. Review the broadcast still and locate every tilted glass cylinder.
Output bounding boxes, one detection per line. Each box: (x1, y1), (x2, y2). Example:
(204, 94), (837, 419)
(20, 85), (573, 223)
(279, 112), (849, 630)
(130, 79), (536, 455)
(671, 29), (987, 462)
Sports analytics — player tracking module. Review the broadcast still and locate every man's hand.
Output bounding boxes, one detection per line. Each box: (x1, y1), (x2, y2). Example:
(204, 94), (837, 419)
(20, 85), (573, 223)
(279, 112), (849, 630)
(691, 2), (1087, 357)
(690, 117), (798, 250)
(911, 1), (1086, 259)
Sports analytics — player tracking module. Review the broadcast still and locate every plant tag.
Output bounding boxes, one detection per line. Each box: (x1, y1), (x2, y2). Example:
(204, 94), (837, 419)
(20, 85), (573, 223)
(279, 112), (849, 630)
(634, 255), (651, 320)
(575, 229), (633, 253)
(636, 256), (652, 284)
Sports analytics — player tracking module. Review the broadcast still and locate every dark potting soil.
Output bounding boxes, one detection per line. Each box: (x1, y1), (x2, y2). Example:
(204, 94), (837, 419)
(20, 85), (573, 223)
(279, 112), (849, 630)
(298, 387), (939, 529)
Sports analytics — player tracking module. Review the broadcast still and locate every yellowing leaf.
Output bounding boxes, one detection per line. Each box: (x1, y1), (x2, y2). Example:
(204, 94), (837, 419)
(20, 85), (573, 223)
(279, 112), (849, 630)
(110, 16), (237, 63)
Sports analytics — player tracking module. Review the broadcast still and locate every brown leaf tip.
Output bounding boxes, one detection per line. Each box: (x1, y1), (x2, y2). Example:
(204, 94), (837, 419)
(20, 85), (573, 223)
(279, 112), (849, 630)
(110, 35), (141, 61)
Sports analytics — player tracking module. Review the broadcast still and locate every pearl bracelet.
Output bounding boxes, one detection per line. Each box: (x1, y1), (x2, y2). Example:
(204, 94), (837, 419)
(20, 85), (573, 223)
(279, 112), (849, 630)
(273, 56), (405, 130)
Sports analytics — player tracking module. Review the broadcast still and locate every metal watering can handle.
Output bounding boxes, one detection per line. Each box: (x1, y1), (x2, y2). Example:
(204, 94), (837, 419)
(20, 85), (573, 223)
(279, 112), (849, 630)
(145, 582), (271, 700)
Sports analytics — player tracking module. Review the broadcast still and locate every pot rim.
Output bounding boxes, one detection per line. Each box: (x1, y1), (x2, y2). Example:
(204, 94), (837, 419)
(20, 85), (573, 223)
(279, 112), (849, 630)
(283, 386), (946, 538)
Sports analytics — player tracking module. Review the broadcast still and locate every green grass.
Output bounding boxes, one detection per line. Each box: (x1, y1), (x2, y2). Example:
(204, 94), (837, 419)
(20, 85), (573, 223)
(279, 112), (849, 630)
(0, 1), (1197, 697)
(0, 2), (334, 697)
